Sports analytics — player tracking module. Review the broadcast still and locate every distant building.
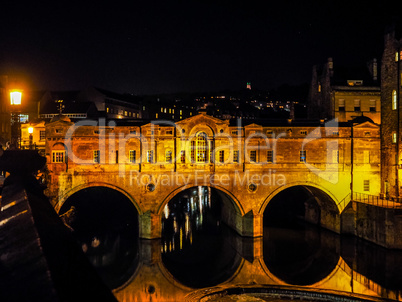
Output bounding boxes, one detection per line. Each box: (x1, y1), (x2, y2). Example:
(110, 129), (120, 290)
(20, 120), (46, 154)
(78, 87), (141, 120)
(38, 87), (142, 121)
(38, 90), (98, 121)
(308, 57), (380, 124)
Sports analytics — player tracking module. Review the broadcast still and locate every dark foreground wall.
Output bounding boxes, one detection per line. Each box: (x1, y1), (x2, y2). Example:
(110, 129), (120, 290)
(0, 175), (117, 302)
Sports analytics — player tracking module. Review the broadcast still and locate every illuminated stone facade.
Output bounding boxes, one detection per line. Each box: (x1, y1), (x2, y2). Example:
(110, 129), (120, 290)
(45, 113), (380, 239)
(381, 30), (402, 198)
(308, 57), (381, 124)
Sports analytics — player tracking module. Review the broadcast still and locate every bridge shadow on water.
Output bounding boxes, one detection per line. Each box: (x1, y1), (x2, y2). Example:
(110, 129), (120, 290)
(59, 185), (402, 300)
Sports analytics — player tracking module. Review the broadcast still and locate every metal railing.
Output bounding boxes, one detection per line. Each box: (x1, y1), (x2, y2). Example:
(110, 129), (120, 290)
(336, 193), (351, 212)
(352, 192), (402, 209)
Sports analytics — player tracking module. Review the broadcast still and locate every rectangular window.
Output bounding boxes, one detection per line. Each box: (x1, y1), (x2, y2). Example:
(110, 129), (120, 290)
(115, 150), (119, 163)
(166, 150), (172, 163)
(52, 151), (65, 163)
(93, 150), (100, 163)
(338, 99), (345, 112)
(40, 131), (45, 140)
(219, 150), (224, 163)
(393, 90), (397, 110)
(369, 100), (376, 112)
(233, 150), (239, 163)
(354, 99), (361, 112)
(363, 150), (370, 164)
(181, 150), (185, 163)
(147, 150), (154, 163)
(364, 180), (370, 192)
(393, 132), (397, 144)
(250, 150), (257, 163)
(267, 150), (273, 163)
(332, 150), (339, 163)
(300, 150), (307, 163)
(129, 150), (136, 163)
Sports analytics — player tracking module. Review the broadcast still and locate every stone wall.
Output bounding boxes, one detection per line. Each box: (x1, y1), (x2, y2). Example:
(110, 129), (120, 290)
(341, 201), (402, 249)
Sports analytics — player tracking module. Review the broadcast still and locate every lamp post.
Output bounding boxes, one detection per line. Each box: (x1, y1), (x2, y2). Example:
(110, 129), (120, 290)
(10, 90), (22, 149)
(28, 126), (33, 150)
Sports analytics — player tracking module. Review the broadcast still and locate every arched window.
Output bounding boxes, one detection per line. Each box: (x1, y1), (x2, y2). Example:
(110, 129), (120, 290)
(192, 132), (208, 163)
(393, 90), (397, 110)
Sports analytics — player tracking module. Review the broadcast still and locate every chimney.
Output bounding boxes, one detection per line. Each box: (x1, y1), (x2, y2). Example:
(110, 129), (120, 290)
(328, 57), (334, 77)
(372, 58), (378, 81)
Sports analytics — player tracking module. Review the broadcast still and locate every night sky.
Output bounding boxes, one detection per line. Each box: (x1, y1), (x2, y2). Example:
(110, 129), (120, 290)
(1, 1), (400, 95)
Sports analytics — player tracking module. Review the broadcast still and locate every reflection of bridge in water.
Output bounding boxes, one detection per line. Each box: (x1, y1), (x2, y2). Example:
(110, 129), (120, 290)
(113, 235), (402, 301)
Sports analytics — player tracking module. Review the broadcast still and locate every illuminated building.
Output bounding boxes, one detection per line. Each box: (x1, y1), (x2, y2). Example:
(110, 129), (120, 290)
(380, 29), (402, 198)
(308, 57), (381, 124)
(45, 112), (380, 239)
(20, 121), (46, 154)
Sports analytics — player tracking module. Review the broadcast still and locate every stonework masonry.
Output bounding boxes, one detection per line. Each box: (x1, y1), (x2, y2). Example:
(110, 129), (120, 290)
(44, 113), (381, 239)
(381, 31), (402, 198)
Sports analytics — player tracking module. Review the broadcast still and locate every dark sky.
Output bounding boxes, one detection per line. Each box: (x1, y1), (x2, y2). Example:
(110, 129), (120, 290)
(1, 1), (400, 95)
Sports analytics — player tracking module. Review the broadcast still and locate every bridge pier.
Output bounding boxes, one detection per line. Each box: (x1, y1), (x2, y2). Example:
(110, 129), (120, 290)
(139, 211), (162, 239)
(139, 211), (263, 239)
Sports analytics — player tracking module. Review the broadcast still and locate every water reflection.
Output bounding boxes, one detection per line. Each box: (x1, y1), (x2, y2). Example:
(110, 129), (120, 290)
(161, 186), (241, 288)
(59, 187), (140, 289)
(263, 223), (340, 286)
(341, 235), (402, 291)
(61, 187), (402, 301)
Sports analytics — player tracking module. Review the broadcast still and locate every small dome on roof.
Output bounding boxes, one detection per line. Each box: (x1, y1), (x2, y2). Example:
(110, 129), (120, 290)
(351, 116), (374, 124)
(50, 114), (71, 123)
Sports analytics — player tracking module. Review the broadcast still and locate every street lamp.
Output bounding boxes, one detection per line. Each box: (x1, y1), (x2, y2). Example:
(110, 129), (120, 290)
(28, 126), (33, 150)
(10, 90), (22, 149)
(10, 91), (22, 105)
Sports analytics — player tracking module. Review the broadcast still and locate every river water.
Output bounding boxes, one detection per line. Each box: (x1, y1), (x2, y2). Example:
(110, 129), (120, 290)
(61, 186), (402, 301)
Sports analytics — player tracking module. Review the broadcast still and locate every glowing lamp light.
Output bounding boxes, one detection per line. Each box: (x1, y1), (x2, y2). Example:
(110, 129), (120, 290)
(10, 91), (22, 105)
(28, 127), (34, 134)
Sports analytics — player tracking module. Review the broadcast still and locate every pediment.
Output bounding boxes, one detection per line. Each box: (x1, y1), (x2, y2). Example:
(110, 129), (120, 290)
(175, 113), (229, 136)
(244, 123), (262, 128)
(353, 121), (379, 129)
(175, 113), (229, 126)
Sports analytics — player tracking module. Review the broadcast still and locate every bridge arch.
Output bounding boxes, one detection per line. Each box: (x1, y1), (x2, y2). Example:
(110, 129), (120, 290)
(159, 183), (247, 237)
(159, 183), (244, 216)
(58, 183), (141, 289)
(260, 182), (340, 233)
(56, 181), (142, 215)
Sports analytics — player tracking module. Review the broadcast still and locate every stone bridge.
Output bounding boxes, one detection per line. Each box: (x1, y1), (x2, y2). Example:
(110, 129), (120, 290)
(45, 113), (381, 239)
